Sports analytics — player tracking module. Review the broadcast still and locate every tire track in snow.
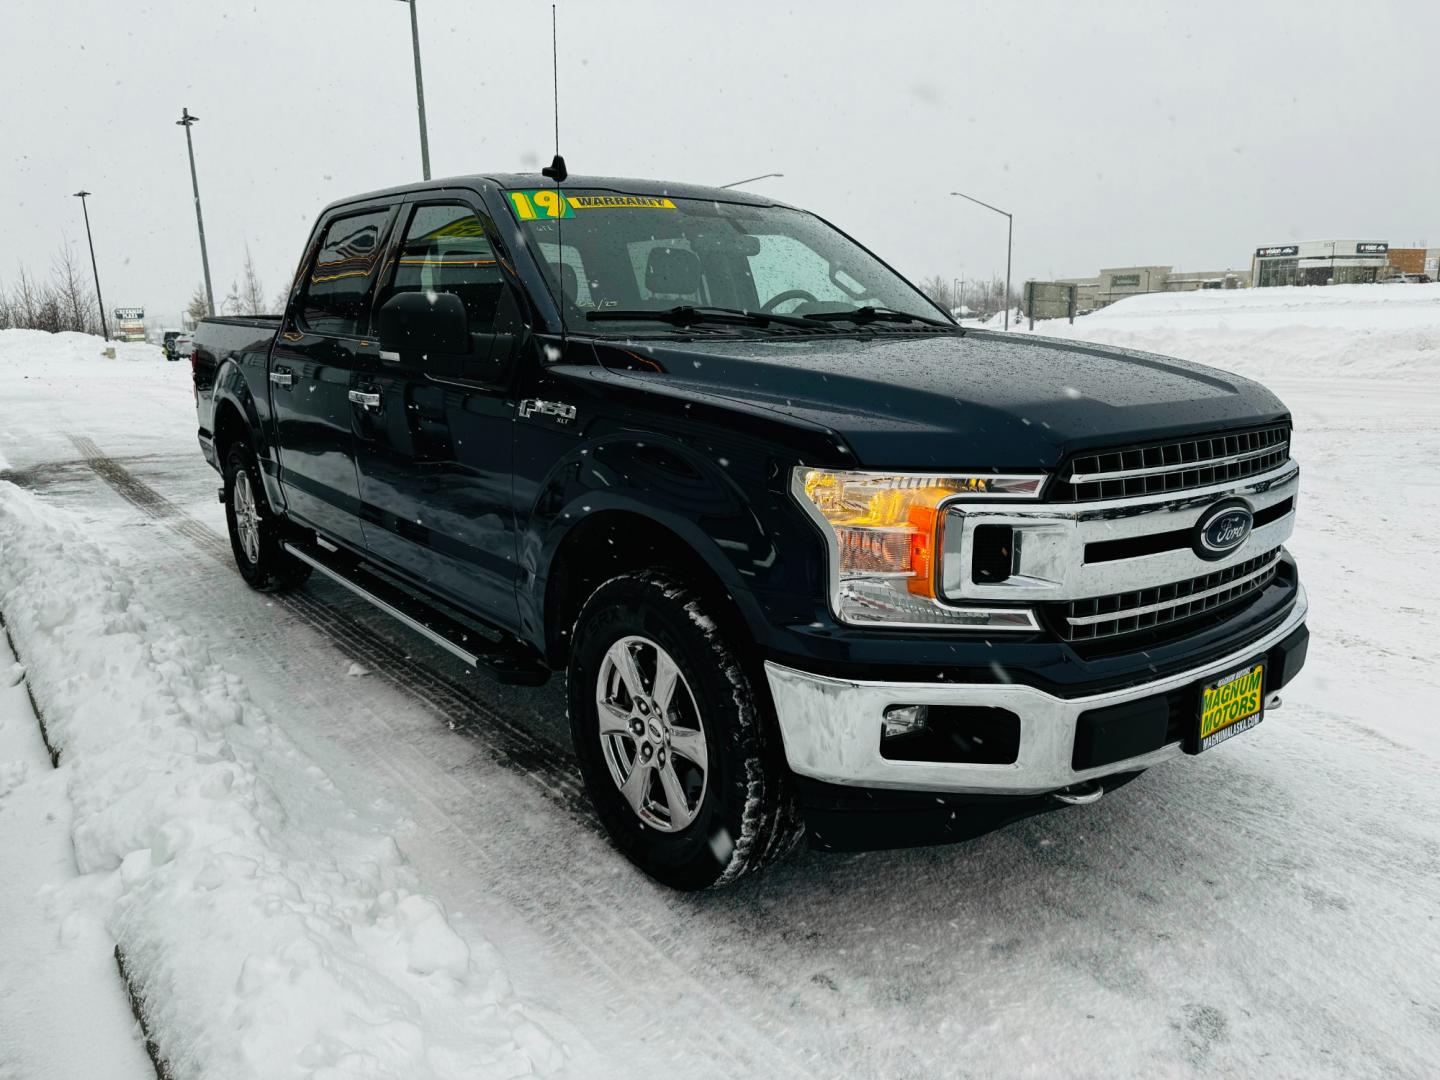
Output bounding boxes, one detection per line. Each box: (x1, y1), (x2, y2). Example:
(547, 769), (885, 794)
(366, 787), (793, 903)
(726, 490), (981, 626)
(66, 434), (588, 810)
(64, 434), (822, 1080)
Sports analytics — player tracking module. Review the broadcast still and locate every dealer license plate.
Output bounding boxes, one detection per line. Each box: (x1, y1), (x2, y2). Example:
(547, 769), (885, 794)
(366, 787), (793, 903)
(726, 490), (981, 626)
(1195, 661), (1265, 752)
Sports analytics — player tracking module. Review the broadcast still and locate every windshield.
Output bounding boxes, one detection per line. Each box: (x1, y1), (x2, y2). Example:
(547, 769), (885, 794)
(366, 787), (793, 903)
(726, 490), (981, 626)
(503, 188), (951, 333)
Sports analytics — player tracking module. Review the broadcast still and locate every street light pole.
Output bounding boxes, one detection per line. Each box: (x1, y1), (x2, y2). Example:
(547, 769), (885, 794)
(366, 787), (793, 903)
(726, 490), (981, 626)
(176, 108), (215, 317)
(396, 0), (431, 180)
(72, 191), (109, 340)
(719, 172), (783, 189)
(951, 190), (1013, 330)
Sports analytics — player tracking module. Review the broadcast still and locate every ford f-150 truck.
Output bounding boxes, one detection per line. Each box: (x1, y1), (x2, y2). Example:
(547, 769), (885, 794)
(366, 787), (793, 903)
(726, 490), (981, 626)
(192, 172), (1308, 889)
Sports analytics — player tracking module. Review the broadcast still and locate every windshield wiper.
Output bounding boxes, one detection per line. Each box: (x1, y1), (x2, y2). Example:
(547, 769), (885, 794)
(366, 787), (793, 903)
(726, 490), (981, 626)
(803, 306), (955, 328)
(585, 305), (827, 330)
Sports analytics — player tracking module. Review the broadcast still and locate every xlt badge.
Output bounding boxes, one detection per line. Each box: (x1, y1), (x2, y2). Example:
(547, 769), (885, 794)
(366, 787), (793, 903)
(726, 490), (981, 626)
(519, 399), (577, 424)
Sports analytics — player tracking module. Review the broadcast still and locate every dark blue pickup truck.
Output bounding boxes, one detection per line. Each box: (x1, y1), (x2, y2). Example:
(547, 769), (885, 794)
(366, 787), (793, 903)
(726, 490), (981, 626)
(192, 173), (1307, 889)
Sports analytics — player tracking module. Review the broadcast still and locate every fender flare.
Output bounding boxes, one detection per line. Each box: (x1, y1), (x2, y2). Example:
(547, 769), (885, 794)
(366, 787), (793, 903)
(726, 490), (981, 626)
(521, 430), (783, 649)
(211, 359), (284, 508)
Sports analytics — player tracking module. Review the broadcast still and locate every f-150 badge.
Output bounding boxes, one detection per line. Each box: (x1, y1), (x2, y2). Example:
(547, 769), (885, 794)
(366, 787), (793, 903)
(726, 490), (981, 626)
(519, 399), (577, 423)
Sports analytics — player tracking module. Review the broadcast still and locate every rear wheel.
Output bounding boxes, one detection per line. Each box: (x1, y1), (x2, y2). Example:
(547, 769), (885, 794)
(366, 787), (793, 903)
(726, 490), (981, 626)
(567, 572), (802, 890)
(223, 441), (310, 593)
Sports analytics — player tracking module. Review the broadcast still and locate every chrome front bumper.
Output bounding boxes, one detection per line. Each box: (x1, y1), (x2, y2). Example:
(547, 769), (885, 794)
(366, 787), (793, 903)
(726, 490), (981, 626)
(764, 584), (1307, 795)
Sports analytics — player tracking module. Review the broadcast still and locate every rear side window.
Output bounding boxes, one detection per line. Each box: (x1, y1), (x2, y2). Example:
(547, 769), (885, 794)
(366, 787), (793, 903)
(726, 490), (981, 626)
(379, 204), (504, 330)
(300, 207), (392, 336)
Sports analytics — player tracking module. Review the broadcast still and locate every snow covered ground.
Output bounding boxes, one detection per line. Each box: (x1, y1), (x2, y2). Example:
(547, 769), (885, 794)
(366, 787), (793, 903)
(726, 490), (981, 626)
(0, 297), (1438, 1078)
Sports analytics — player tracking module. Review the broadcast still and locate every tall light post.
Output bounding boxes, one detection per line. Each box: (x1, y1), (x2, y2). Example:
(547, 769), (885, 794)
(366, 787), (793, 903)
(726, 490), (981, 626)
(951, 190), (1013, 330)
(719, 172), (783, 189)
(71, 191), (109, 340)
(176, 108), (215, 317)
(395, 0), (431, 179)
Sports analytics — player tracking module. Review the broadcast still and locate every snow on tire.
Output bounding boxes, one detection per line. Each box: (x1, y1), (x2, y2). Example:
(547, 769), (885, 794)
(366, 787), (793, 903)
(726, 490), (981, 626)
(567, 572), (803, 890)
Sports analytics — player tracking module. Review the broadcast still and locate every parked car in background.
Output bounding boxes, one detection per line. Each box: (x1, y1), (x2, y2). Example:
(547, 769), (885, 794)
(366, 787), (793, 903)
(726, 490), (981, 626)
(162, 329), (184, 361)
(173, 333), (194, 362)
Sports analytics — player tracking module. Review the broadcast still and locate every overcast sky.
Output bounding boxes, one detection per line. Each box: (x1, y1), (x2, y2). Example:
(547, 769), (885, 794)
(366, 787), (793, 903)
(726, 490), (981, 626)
(4, 0), (1437, 325)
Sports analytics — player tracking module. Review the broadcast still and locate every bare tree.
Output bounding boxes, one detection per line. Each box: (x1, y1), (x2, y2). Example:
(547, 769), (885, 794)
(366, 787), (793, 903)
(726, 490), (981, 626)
(11, 266), (45, 328)
(0, 240), (114, 335)
(51, 240), (99, 334)
(32, 287), (64, 333)
(220, 279), (243, 316)
(239, 244), (267, 315)
(917, 273), (955, 312)
(186, 282), (210, 326)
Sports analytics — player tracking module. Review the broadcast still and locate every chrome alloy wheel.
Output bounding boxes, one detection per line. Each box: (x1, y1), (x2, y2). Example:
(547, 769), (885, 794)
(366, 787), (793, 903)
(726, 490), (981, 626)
(596, 635), (709, 832)
(232, 469), (261, 565)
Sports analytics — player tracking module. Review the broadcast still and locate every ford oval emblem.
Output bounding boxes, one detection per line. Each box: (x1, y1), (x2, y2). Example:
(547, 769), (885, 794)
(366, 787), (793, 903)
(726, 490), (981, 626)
(1194, 501), (1254, 560)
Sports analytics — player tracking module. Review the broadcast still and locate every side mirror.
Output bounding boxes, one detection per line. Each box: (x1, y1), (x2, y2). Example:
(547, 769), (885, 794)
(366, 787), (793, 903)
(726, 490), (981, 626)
(377, 291), (469, 374)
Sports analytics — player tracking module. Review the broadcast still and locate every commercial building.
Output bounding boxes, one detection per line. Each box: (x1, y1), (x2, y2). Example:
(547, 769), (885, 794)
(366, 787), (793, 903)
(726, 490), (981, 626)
(1251, 240), (1394, 287)
(1044, 236), (1434, 320)
(1385, 247), (1438, 281)
(1050, 265), (1250, 314)
(1166, 268), (1252, 292)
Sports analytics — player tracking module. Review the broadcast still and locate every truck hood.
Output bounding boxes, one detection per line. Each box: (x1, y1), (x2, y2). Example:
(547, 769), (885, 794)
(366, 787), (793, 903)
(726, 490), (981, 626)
(591, 329), (1288, 469)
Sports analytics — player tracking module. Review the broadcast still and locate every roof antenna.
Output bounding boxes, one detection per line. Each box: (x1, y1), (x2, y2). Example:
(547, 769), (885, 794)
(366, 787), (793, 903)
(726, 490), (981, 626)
(541, 5), (567, 182)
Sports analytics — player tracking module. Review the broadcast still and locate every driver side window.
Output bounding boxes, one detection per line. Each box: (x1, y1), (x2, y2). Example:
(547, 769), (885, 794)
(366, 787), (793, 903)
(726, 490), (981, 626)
(746, 233), (856, 309)
(379, 203), (504, 331)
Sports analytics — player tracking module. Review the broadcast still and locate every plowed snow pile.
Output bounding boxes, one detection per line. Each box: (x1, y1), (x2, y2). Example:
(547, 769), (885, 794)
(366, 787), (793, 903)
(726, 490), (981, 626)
(0, 483), (568, 1079)
(1016, 281), (1440, 380)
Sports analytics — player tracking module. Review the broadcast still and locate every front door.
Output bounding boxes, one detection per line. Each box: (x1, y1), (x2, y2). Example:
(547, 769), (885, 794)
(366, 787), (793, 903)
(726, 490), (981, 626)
(271, 204), (397, 546)
(352, 200), (523, 629)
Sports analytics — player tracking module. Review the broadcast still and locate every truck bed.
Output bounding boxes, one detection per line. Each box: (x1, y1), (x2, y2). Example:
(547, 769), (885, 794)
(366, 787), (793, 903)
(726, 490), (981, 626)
(192, 315), (285, 455)
(199, 314), (283, 331)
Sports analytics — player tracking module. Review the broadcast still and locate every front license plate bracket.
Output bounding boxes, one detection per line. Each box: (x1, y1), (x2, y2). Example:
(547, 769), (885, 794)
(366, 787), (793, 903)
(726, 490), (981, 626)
(1186, 659), (1265, 754)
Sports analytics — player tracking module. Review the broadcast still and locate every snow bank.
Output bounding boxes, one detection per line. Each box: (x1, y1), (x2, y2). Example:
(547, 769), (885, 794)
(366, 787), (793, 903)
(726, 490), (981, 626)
(0, 481), (568, 1079)
(0, 328), (162, 364)
(1076, 281), (1440, 330)
(0, 633), (155, 1079)
(1014, 283), (1440, 381)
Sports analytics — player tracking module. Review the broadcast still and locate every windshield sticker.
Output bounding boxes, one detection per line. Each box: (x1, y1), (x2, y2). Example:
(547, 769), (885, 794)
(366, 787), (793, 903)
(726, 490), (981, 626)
(508, 190), (678, 222)
(568, 195), (677, 210)
(509, 190), (573, 220)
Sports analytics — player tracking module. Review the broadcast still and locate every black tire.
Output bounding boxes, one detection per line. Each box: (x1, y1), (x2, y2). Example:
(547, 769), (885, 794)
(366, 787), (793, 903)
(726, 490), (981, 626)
(223, 441), (311, 593)
(567, 572), (803, 890)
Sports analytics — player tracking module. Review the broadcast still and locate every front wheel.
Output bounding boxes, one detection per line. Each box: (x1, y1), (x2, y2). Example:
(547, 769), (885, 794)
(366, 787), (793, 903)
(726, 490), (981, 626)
(567, 572), (802, 890)
(223, 442), (310, 593)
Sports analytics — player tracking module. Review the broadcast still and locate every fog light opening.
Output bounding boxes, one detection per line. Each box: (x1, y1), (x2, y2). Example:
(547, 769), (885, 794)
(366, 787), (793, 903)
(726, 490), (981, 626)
(882, 704), (930, 740)
(880, 705), (1022, 764)
(971, 524), (1016, 585)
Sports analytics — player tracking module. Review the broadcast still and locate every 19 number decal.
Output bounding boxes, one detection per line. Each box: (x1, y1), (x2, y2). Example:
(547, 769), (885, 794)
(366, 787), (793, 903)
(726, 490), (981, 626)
(509, 190), (573, 220)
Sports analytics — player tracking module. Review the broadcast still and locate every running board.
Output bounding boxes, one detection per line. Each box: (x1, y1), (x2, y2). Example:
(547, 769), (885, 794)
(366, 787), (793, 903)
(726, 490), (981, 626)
(282, 542), (549, 686)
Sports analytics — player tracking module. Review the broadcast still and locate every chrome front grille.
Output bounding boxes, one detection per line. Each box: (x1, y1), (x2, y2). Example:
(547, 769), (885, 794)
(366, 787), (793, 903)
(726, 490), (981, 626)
(1059, 424), (1290, 502)
(1052, 547), (1283, 643)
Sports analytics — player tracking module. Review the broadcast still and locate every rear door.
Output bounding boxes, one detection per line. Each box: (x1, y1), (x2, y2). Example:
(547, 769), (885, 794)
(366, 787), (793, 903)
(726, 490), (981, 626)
(352, 198), (525, 628)
(271, 203), (397, 546)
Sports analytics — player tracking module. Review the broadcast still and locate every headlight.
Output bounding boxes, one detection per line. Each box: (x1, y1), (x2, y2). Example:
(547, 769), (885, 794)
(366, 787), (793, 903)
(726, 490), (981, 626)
(793, 468), (1045, 628)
